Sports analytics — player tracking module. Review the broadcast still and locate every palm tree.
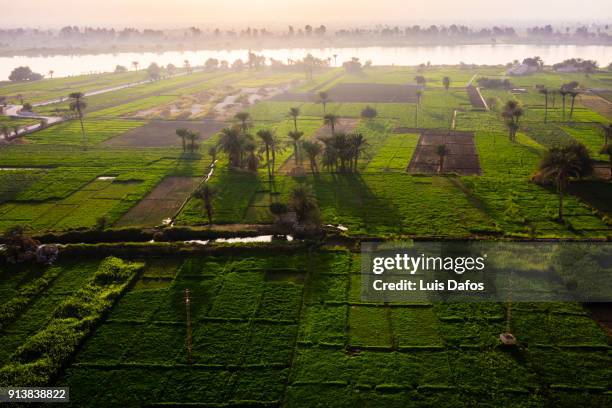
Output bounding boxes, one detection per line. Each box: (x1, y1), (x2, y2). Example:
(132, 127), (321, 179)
(436, 144), (449, 174)
(245, 141), (259, 172)
(48, 70), (54, 79)
(193, 184), (216, 225)
(601, 144), (612, 180)
(176, 128), (188, 152)
(68, 92), (87, 149)
(186, 130), (200, 153)
(288, 186), (320, 226)
(415, 90), (423, 127)
(568, 90), (579, 121)
(442, 76), (450, 91)
(217, 127), (243, 168)
(302, 140), (322, 173)
(234, 112), (251, 133)
(501, 100), (524, 142)
(323, 113), (339, 135)
(257, 129), (274, 179)
(289, 107), (300, 132)
(349, 133), (368, 172)
(131, 61), (139, 71)
(537, 146), (584, 221)
(539, 87), (549, 123)
(318, 91), (329, 113)
(559, 87), (569, 119)
(288, 130), (304, 165)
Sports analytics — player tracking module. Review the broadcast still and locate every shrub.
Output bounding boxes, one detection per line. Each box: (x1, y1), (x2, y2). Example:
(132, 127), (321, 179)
(361, 106), (378, 119)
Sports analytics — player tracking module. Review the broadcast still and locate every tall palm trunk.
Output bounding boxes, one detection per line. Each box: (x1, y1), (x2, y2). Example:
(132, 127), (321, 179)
(264, 145), (271, 180)
(569, 96), (576, 120)
(78, 114), (86, 149)
(310, 156), (318, 173)
(561, 95), (566, 119)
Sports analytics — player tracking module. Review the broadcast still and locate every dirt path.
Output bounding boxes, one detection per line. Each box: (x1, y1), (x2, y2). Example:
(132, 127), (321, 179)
(0, 104), (63, 140)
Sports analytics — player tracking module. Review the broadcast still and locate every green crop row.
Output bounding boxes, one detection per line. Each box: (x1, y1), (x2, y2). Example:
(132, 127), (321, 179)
(0, 257), (143, 387)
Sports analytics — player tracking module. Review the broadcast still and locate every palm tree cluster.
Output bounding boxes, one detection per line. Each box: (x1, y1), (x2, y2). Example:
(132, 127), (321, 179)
(269, 186), (321, 229)
(501, 100), (524, 142)
(559, 81), (580, 121)
(216, 112), (282, 176)
(175, 128), (200, 153)
(319, 132), (368, 173)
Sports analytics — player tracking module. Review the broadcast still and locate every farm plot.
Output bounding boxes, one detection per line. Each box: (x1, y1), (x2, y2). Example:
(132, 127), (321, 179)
(0, 178), (142, 232)
(103, 119), (225, 147)
(578, 94), (612, 119)
(25, 119), (146, 145)
(0, 250), (607, 406)
(325, 83), (420, 103)
(271, 83), (421, 104)
(407, 130), (481, 175)
(115, 176), (201, 227)
(0, 260), (100, 362)
(56, 253), (306, 406)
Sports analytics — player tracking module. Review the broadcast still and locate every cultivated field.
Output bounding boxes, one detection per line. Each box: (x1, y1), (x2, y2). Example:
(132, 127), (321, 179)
(407, 130), (481, 175)
(0, 251), (609, 406)
(104, 119), (225, 147)
(1, 63), (612, 406)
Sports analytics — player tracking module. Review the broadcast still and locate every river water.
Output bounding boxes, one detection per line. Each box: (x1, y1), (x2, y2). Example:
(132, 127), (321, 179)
(1, 44), (611, 80)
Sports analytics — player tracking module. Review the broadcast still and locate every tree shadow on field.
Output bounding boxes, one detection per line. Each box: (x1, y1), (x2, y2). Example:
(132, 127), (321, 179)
(311, 172), (402, 234)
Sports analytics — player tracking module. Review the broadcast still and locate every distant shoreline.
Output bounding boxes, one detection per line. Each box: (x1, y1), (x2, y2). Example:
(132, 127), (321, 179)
(2, 39), (612, 58)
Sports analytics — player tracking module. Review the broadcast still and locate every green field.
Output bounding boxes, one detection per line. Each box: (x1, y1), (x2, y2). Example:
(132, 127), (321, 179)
(0, 251), (609, 406)
(1, 64), (611, 406)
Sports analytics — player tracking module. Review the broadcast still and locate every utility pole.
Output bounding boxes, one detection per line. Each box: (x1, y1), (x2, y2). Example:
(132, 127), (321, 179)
(184, 288), (193, 364)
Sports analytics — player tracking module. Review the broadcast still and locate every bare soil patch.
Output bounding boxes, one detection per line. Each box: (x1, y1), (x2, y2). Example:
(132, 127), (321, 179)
(103, 120), (225, 147)
(580, 94), (612, 119)
(115, 176), (201, 227)
(407, 129), (481, 175)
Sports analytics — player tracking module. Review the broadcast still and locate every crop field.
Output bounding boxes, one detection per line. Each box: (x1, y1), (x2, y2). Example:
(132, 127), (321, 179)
(25, 119), (146, 145)
(103, 119), (226, 147)
(0, 251), (608, 406)
(1, 64), (612, 406)
(407, 130), (481, 175)
(116, 176), (202, 227)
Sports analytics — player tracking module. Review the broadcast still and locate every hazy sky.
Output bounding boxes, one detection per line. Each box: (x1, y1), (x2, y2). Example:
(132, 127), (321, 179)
(1, 0), (610, 28)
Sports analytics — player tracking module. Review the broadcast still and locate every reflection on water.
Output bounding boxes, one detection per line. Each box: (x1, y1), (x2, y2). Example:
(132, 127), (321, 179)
(1, 44), (611, 80)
